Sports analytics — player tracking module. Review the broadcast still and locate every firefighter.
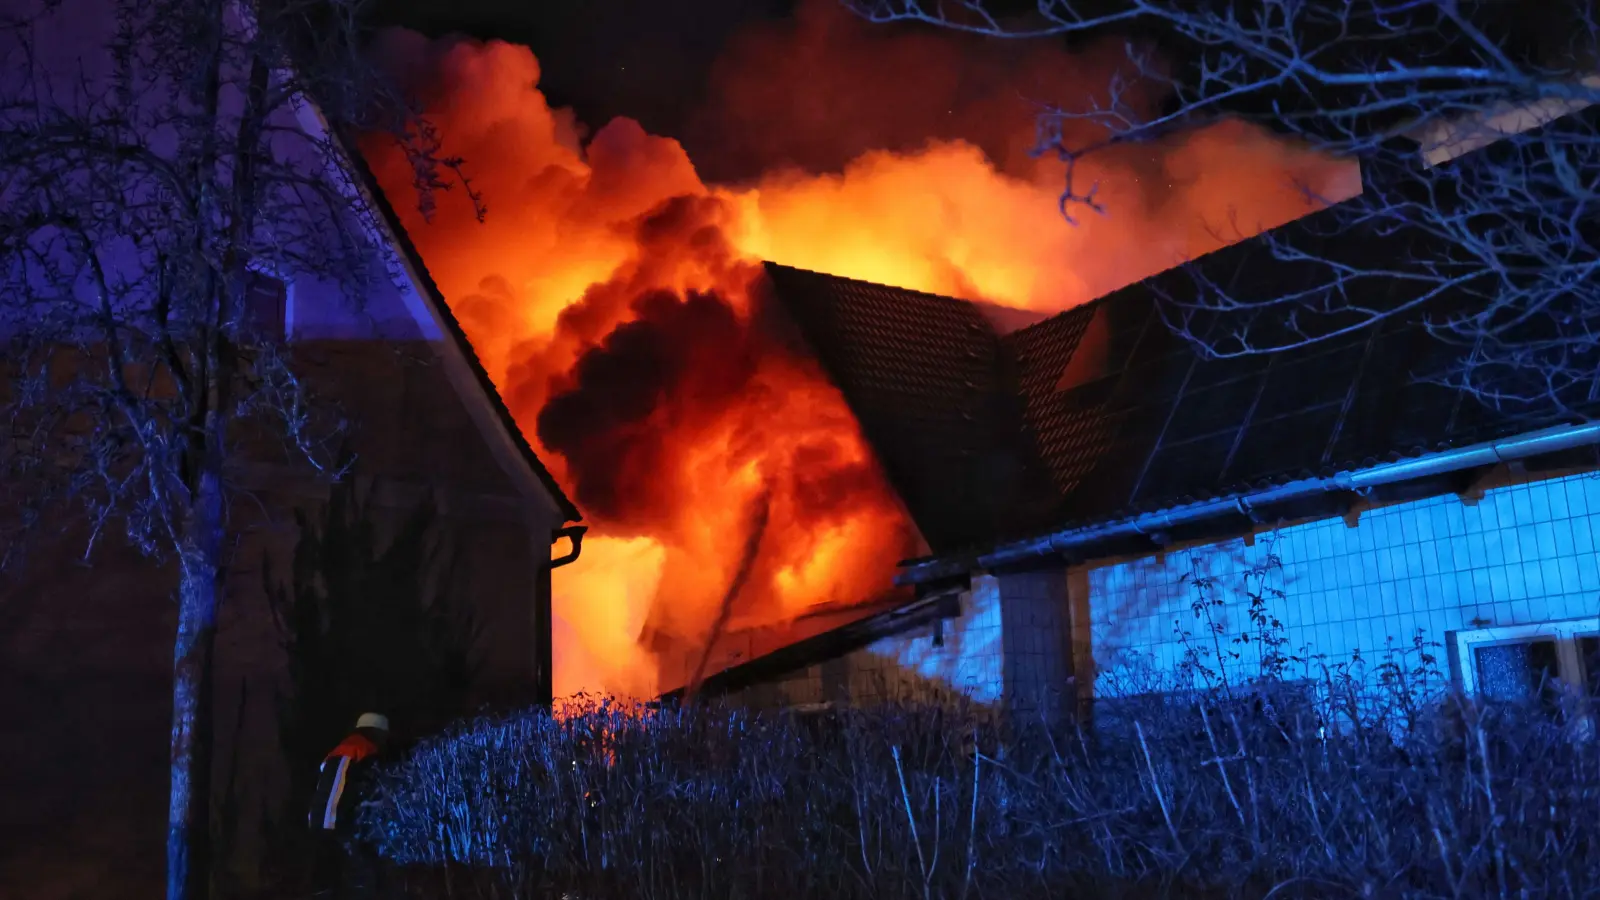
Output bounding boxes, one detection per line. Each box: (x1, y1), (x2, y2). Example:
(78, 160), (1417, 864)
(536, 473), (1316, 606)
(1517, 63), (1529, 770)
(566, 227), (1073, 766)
(309, 712), (390, 897)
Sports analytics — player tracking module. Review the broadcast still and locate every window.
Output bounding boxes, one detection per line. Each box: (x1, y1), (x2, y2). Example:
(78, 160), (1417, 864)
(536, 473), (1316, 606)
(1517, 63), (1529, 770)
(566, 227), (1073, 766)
(1055, 304), (1113, 392)
(1453, 617), (1600, 704)
(241, 270), (288, 342)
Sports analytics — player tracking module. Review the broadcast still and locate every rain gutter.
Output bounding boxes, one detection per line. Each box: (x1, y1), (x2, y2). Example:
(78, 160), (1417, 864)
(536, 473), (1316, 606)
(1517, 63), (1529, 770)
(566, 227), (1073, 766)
(897, 420), (1600, 586)
(550, 525), (588, 569)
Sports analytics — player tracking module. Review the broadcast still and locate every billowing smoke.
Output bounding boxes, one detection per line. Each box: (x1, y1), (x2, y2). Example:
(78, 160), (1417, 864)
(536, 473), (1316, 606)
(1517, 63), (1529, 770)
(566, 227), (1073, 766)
(685, 0), (1153, 181)
(536, 287), (757, 526)
(361, 0), (1358, 698)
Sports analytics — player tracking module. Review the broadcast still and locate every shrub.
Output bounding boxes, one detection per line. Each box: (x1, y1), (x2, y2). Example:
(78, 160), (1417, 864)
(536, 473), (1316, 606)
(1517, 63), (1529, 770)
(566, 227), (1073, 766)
(356, 683), (1600, 899)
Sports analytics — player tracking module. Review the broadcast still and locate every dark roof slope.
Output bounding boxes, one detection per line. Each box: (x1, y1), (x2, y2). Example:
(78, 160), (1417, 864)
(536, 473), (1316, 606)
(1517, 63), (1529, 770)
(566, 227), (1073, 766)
(1003, 136), (1600, 535)
(1003, 232), (1471, 530)
(334, 128), (581, 523)
(763, 263), (1058, 552)
(659, 589), (964, 701)
(765, 157), (1599, 556)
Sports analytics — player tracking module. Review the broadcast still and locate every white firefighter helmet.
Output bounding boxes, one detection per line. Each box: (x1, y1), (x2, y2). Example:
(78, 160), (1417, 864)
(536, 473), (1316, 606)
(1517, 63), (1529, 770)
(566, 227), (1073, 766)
(355, 712), (390, 733)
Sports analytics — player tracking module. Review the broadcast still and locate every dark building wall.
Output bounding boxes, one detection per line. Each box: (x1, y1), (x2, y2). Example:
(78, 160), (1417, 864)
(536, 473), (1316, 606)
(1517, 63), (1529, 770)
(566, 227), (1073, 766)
(0, 521), (175, 900)
(0, 339), (554, 899)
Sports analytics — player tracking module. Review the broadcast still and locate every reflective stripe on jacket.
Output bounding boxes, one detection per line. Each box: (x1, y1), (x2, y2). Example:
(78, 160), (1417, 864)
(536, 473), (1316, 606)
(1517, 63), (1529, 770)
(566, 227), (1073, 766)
(310, 733), (381, 832)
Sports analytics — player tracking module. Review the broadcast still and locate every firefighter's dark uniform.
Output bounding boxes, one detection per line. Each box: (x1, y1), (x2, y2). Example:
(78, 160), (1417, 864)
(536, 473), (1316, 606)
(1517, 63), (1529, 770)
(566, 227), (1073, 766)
(309, 716), (388, 897)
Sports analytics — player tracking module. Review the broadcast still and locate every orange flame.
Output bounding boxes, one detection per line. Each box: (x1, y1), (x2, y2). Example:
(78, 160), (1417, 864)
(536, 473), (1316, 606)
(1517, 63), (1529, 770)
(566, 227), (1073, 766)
(362, 5), (1357, 699)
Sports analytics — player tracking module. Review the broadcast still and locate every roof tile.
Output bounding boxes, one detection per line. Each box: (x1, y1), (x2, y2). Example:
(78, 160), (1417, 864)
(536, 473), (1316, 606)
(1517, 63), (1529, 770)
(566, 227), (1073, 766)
(763, 263), (1058, 552)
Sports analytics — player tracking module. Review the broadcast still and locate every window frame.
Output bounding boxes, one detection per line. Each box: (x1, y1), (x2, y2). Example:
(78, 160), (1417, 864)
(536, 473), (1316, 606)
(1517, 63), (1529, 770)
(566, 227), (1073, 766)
(242, 261), (295, 341)
(1452, 616), (1600, 696)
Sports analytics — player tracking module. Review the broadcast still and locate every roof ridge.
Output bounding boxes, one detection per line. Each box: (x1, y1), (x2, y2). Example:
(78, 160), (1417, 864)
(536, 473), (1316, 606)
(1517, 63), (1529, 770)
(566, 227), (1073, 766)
(762, 261), (978, 307)
(762, 260), (1038, 319)
(1005, 269), (1163, 344)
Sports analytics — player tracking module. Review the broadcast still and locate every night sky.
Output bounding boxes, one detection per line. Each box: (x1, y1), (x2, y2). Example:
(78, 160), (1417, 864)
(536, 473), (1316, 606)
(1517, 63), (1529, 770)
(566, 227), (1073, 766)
(358, 0), (1153, 185)
(366, 0), (799, 175)
(360, 0), (1596, 176)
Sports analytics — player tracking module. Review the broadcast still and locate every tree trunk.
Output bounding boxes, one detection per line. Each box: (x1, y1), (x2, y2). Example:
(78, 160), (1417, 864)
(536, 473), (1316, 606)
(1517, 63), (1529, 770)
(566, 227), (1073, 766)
(167, 466), (224, 900)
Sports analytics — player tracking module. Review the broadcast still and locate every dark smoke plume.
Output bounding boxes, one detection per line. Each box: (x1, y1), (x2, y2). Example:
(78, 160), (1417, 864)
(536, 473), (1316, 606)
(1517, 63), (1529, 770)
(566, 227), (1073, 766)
(536, 288), (758, 526)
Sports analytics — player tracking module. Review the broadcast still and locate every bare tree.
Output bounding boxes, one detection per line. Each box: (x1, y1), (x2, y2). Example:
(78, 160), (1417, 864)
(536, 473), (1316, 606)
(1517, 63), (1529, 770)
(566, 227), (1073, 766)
(0, 1), (460, 897)
(851, 0), (1600, 416)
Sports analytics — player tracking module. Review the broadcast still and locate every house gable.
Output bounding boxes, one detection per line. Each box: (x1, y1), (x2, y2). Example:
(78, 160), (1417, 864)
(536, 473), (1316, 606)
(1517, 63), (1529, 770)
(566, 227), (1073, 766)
(287, 96), (579, 526)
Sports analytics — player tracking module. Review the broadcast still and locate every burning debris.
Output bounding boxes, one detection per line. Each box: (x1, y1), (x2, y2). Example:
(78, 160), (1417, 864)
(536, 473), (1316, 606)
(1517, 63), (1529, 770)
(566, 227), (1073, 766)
(361, 0), (1355, 698)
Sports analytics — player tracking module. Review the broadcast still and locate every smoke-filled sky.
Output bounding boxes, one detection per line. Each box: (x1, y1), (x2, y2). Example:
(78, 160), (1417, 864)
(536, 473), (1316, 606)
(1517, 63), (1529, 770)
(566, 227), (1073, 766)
(367, 0), (796, 173)
(365, 0), (1177, 184)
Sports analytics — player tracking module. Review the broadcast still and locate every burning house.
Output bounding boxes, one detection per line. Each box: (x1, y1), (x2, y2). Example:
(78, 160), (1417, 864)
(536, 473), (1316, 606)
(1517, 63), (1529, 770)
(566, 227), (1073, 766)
(360, 13), (1358, 701)
(357, 2), (1597, 711)
(688, 98), (1600, 717)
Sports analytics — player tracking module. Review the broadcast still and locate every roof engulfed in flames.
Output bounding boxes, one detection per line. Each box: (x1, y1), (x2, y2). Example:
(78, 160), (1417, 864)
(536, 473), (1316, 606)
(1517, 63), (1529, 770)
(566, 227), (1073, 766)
(360, 0), (1358, 699)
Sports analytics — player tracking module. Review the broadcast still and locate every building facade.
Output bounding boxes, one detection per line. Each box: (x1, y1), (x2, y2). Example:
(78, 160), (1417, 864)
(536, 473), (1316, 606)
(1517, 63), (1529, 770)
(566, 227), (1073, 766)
(738, 463), (1600, 717)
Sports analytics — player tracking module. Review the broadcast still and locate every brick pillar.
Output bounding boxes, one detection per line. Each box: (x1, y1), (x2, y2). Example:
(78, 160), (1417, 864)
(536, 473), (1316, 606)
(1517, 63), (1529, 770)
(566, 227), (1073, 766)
(996, 568), (1072, 724)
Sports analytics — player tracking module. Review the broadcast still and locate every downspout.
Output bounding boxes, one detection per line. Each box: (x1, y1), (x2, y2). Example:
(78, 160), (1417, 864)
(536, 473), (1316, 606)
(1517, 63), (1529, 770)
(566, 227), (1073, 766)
(899, 420), (1600, 586)
(535, 525), (588, 709)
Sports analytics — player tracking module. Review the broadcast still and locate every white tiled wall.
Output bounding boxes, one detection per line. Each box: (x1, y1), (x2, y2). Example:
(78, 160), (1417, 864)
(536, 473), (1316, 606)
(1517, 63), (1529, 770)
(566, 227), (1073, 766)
(788, 570), (1072, 712)
(733, 471), (1600, 712)
(733, 572), (1059, 710)
(1089, 471), (1600, 695)
(834, 575), (1007, 705)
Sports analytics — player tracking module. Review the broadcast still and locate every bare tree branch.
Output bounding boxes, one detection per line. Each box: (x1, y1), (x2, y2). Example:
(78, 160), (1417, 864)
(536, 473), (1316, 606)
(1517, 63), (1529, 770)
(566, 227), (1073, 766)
(850, 0), (1600, 419)
(0, 1), (473, 897)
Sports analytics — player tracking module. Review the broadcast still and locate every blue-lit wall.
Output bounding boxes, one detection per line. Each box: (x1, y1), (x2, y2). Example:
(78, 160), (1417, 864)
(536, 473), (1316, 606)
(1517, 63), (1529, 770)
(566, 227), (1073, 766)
(1089, 470), (1600, 696)
(848, 570), (1071, 711)
(857, 575), (1008, 703)
(731, 577), (1008, 708)
(742, 469), (1600, 712)
(737, 569), (1072, 715)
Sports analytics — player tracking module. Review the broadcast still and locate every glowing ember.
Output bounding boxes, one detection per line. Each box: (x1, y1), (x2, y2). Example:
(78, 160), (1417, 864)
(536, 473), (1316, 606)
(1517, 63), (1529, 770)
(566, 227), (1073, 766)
(362, 3), (1357, 699)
